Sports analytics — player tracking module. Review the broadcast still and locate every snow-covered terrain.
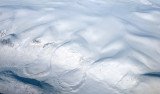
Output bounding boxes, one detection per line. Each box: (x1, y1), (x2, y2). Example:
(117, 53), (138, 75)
(0, 0), (160, 94)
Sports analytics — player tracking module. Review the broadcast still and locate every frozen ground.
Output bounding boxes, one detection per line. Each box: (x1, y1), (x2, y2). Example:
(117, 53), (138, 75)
(0, 0), (160, 94)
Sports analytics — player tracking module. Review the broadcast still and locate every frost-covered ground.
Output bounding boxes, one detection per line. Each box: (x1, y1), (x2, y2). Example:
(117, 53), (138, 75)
(0, 0), (160, 94)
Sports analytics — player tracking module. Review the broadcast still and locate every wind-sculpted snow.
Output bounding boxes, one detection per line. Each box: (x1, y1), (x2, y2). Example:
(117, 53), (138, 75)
(0, 0), (160, 94)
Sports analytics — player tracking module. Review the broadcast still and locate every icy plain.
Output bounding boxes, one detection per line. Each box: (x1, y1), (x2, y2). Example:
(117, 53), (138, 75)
(0, 0), (160, 94)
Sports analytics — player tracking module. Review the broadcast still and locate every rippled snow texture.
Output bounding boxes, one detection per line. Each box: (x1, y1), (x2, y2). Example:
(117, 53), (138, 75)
(0, 0), (160, 94)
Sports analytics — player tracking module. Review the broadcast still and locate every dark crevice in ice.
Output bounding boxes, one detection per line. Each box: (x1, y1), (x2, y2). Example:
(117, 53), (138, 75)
(142, 72), (160, 78)
(0, 70), (60, 94)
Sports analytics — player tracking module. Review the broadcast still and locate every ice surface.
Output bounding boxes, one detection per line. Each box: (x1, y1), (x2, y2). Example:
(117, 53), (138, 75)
(0, 0), (160, 94)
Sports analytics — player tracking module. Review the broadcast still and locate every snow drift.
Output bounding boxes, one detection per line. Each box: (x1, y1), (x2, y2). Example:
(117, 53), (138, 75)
(0, 0), (160, 94)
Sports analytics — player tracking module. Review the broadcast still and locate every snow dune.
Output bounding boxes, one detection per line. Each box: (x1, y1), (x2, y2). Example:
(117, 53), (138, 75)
(0, 0), (160, 94)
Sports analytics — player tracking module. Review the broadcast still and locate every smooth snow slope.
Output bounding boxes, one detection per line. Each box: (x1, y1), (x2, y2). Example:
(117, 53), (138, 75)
(0, 0), (160, 94)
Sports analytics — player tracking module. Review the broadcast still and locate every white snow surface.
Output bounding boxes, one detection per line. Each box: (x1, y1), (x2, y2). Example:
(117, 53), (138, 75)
(0, 0), (160, 94)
